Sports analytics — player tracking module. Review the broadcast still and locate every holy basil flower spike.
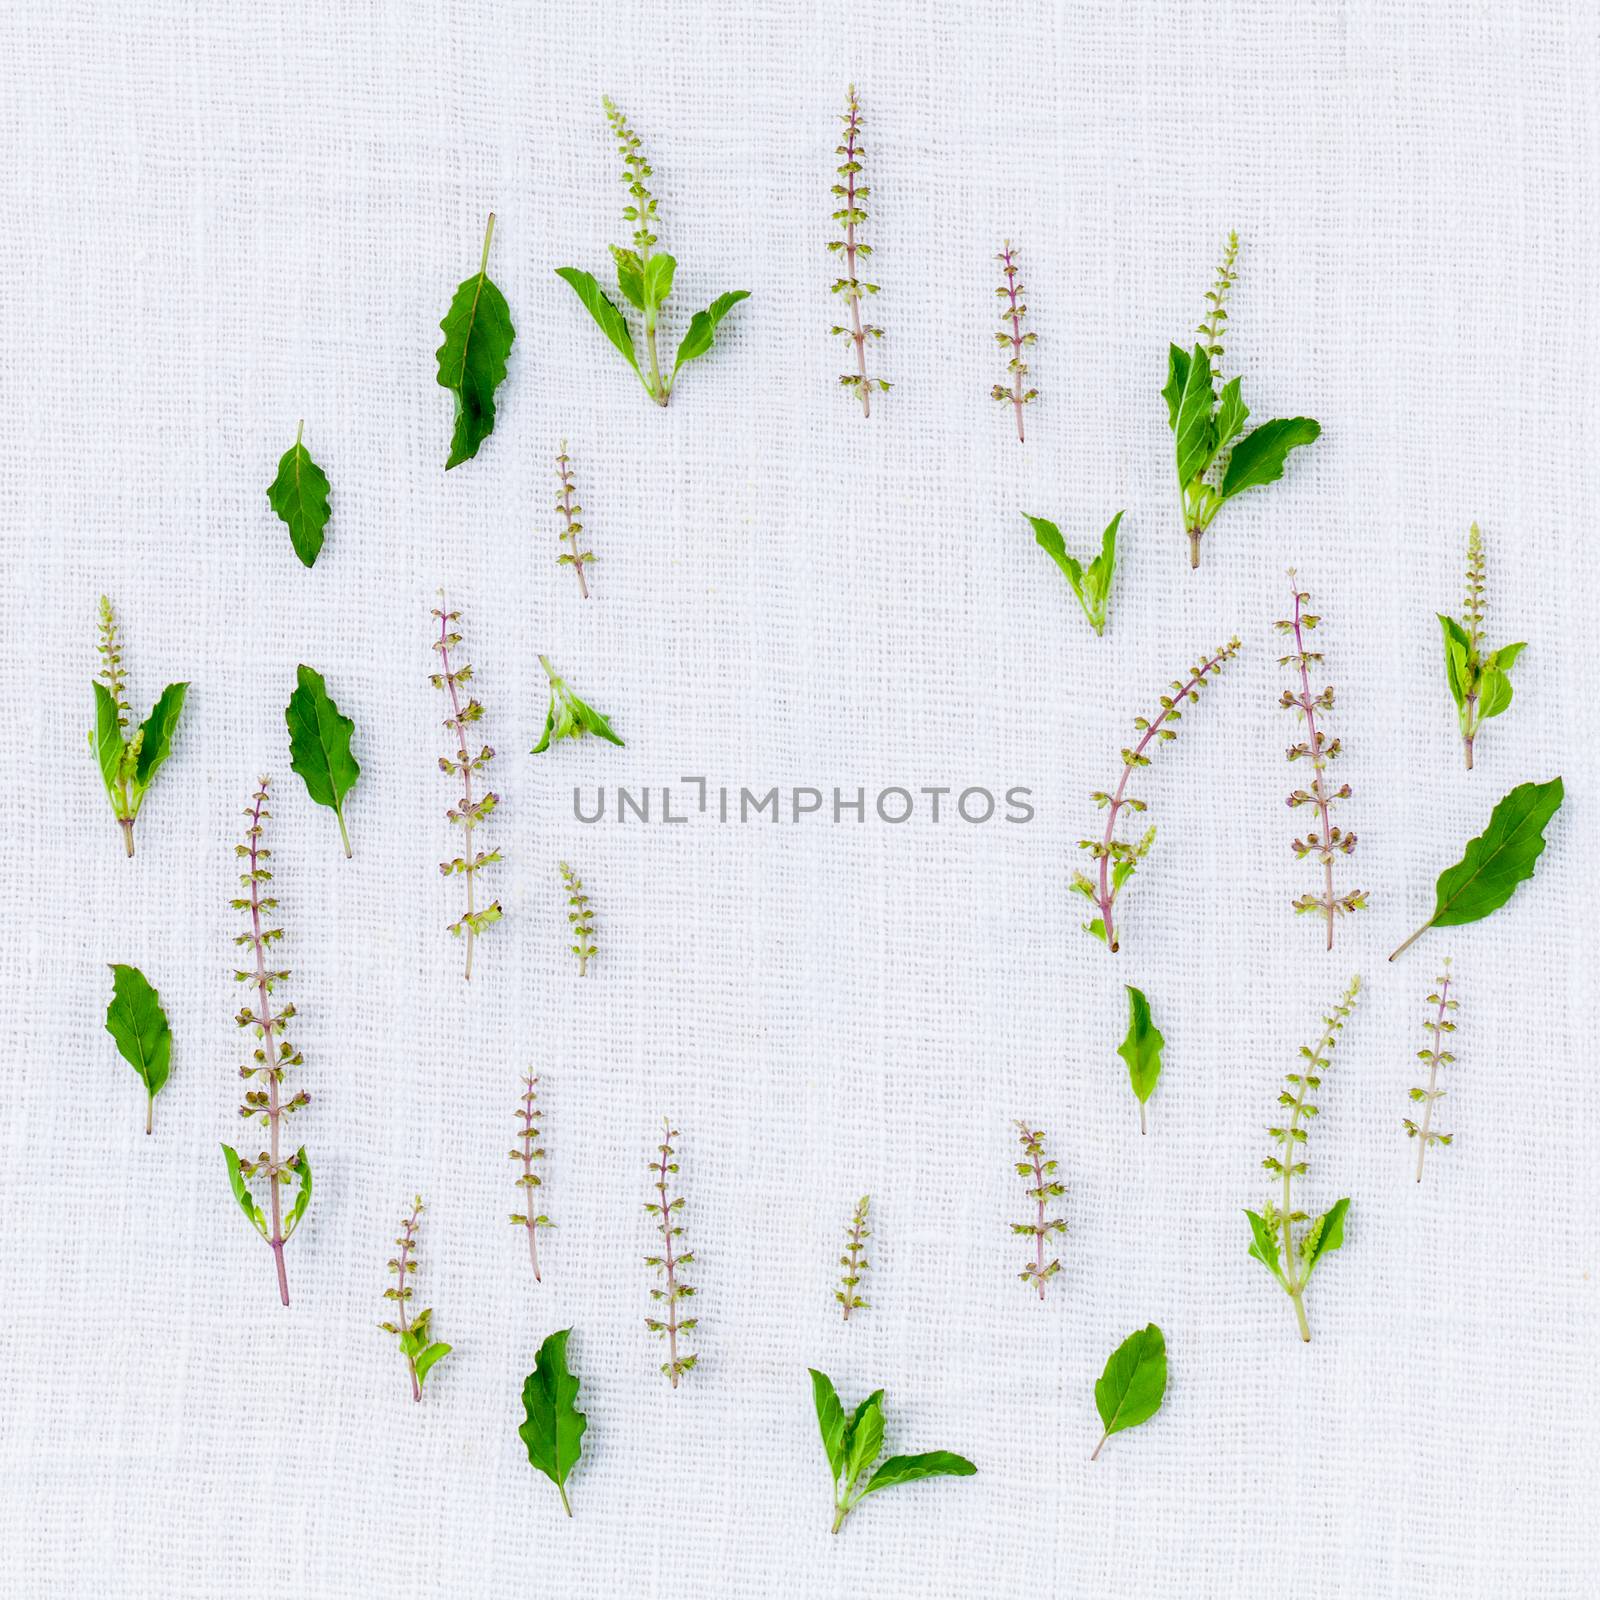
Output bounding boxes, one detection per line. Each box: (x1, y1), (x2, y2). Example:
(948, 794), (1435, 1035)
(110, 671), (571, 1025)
(807, 1369), (975, 1534)
(532, 655), (624, 754)
(557, 99), (748, 406)
(1439, 524), (1526, 770)
(89, 597), (188, 857)
(1164, 234), (1319, 569)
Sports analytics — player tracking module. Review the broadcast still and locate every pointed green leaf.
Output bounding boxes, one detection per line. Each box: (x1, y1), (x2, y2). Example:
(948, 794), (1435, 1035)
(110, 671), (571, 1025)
(568, 691), (624, 747)
(1160, 344), (1190, 431)
(519, 1328), (588, 1514)
(282, 1149), (312, 1239)
(1213, 377), (1249, 453)
(1024, 514), (1083, 589)
(91, 682), (126, 800)
(1174, 344), (1218, 487)
(1093, 1323), (1167, 1447)
(1437, 614), (1471, 709)
(285, 665), (360, 856)
(555, 267), (640, 376)
(1025, 511), (1120, 636)
(861, 1451), (977, 1497)
(436, 217), (516, 469)
(1424, 778), (1565, 933)
(1488, 641), (1527, 673)
(843, 1392), (885, 1490)
(105, 963), (171, 1121)
(643, 251), (676, 311)
(132, 682), (187, 799)
(1116, 984), (1165, 1106)
(1244, 1208), (1285, 1286)
(1478, 667), (1513, 720)
(672, 290), (750, 377)
(414, 1341), (451, 1386)
(1218, 416), (1320, 500)
(809, 1368), (848, 1481)
(222, 1143), (267, 1237)
(609, 246), (646, 310)
(1300, 1197), (1349, 1281)
(266, 429), (332, 568)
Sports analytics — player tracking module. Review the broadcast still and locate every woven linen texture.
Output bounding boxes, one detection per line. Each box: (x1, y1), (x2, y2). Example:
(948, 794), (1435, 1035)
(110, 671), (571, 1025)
(1, 2), (1596, 1596)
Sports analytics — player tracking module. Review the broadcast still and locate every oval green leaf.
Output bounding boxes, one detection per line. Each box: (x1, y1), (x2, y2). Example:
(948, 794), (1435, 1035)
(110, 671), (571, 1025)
(1092, 1322), (1167, 1455)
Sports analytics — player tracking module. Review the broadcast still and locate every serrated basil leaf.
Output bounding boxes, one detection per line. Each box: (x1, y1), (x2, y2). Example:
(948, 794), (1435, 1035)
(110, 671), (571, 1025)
(222, 1143), (267, 1237)
(1161, 344), (1190, 431)
(1093, 1323), (1167, 1447)
(556, 267), (640, 376)
(435, 219), (516, 469)
(1024, 514), (1082, 588)
(414, 1341), (451, 1386)
(519, 1328), (588, 1516)
(1174, 343), (1218, 487)
(282, 1149), (312, 1239)
(861, 1451), (977, 1496)
(643, 251), (676, 311)
(609, 245), (646, 311)
(1429, 777), (1564, 929)
(105, 963), (171, 1129)
(809, 1368), (847, 1481)
(844, 1392), (885, 1490)
(1218, 416), (1320, 500)
(1116, 984), (1165, 1109)
(1437, 614), (1471, 709)
(672, 290), (750, 376)
(1244, 1208), (1285, 1286)
(266, 430), (332, 568)
(91, 682), (125, 798)
(285, 665), (360, 856)
(569, 691), (625, 747)
(1213, 376), (1249, 452)
(132, 682), (187, 798)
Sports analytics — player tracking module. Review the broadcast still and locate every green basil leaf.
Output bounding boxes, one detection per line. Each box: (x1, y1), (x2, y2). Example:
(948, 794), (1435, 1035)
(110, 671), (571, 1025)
(1218, 416), (1320, 500)
(1116, 984), (1165, 1110)
(1093, 1323), (1167, 1449)
(861, 1451), (977, 1497)
(1488, 641), (1527, 673)
(643, 251), (676, 311)
(414, 1341), (451, 1387)
(1244, 1208), (1285, 1286)
(222, 1144), (267, 1237)
(91, 681), (126, 800)
(672, 290), (750, 376)
(569, 691), (625, 747)
(435, 217), (516, 469)
(282, 1149), (312, 1239)
(1300, 1197), (1349, 1281)
(809, 1368), (847, 1481)
(1478, 667), (1514, 720)
(1024, 514), (1083, 590)
(1173, 343), (1218, 488)
(555, 267), (640, 376)
(609, 245), (646, 310)
(844, 1392), (885, 1490)
(1213, 376), (1249, 452)
(105, 963), (171, 1129)
(132, 682), (187, 799)
(266, 427), (332, 568)
(519, 1328), (588, 1516)
(1437, 614), (1472, 709)
(285, 665), (361, 856)
(1160, 344), (1190, 431)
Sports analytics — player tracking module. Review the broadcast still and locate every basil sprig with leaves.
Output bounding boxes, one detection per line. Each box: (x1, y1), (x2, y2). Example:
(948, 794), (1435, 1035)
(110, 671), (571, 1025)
(1390, 777), (1564, 960)
(285, 665), (361, 857)
(808, 1369), (975, 1534)
(266, 421), (332, 568)
(519, 1329), (588, 1517)
(1023, 510), (1122, 636)
(557, 99), (748, 407)
(435, 214), (515, 469)
(532, 655), (624, 754)
(105, 963), (171, 1135)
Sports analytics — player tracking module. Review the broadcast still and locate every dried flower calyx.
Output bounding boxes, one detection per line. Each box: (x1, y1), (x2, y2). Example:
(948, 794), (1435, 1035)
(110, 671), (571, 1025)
(221, 778), (311, 1307)
(830, 86), (889, 414)
(89, 596), (188, 857)
(510, 1074), (552, 1279)
(431, 597), (501, 980)
(379, 1197), (451, 1402)
(1013, 1122), (1067, 1300)
(1404, 963), (1457, 1181)
(644, 1118), (697, 1387)
(992, 241), (1037, 441)
(1277, 576), (1366, 947)
(1073, 637), (1241, 952)
(835, 1195), (870, 1321)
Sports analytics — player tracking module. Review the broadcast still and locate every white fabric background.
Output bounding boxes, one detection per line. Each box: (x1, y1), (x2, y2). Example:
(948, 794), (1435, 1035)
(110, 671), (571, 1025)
(2, 2), (1595, 1595)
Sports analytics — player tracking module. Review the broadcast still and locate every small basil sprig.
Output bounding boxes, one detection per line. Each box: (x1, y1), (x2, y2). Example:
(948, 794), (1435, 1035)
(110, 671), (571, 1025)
(266, 421), (332, 568)
(1092, 1323), (1168, 1459)
(1438, 524), (1525, 770)
(1163, 234), (1319, 568)
(105, 963), (171, 1135)
(557, 99), (748, 407)
(1390, 778), (1563, 961)
(89, 597), (187, 858)
(435, 214), (515, 469)
(808, 1369), (975, 1534)
(1023, 511), (1122, 636)
(532, 656), (624, 754)
(285, 665), (361, 857)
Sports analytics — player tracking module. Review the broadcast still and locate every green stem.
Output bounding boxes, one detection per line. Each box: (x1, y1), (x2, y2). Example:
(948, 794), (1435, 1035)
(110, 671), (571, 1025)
(335, 806), (351, 860)
(479, 212), (496, 276)
(644, 310), (666, 404)
(558, 1484), (572, 1518)
(831, 1502), (847, 1535)
(1289, 1287), (1311, 1342)
(145, 1089), (154, 1136)
(1389, 918), (1434, 962)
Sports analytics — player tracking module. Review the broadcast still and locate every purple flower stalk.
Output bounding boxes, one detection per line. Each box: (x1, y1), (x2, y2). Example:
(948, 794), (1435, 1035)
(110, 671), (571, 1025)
(991, 242), (1037, 442)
